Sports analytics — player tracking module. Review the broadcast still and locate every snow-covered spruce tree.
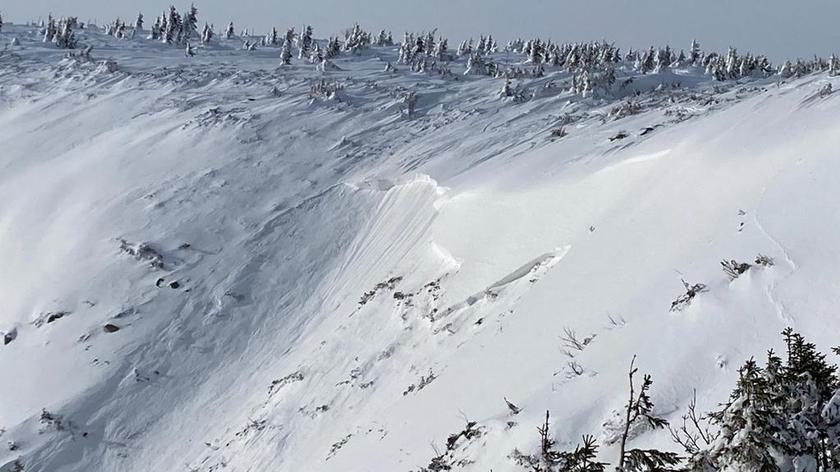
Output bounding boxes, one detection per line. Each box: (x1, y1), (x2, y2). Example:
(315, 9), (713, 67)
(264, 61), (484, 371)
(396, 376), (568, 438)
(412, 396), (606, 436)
(309, 41), (323, 63)
(433, 37), (449, 61)
(134, 12), (143, 32)
(264, 27), (278, 46)
(54, 17), (78, 49)
(147, 16), (159, 40)
(689, 39), (702, 66)
(464, 52), (485, 75)
(487, 34), (497, 53)
(476, 35), (486, 55)
(725, 47), (739, 79)
(376, 29), (393, 47)
(424, 30), (436, 56)
(201, 23), (213, 44)
(411, 35), (425, 61)
(829, 54), (840, 77)
(280, 37), (293, 65)
(778, 59), (795, 79)
(159, 10), (168, 35)
(397, 33), (413, 64)
(709, 356), (782, 472)
(510, 411), (608, 472)
(284, 26), (295, 49)
(110, 18), (126, 39)
(673, 49), (687, 67)
(687, 330), (840, 472)
(224, 21), (235, 39)
(0, 12), (3, 33)
(43, 14), (57, 43)
(342, 23), (370, 53)
(298, 25), (313, 59)
(182, 4), (199, 44)
(616, 356), (681, 472)
(325, 37), (341, 58)
(456, 39), (467, 57)
(185, 41), (195, 57)
(780, 328), (840, 467)
(163, 6), (181, 45)
(528, 39), (544, 64)
(654, 46), (670, 73)
(636, 46), (656, 74)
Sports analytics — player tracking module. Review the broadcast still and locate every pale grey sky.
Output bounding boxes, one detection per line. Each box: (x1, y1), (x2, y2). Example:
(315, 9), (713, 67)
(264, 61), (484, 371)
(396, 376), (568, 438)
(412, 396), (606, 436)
(5, 0), (840, 61)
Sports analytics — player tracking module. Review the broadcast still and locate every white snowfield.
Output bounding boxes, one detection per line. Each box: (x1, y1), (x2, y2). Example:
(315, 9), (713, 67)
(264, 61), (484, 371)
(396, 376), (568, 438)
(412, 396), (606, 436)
(0, 22), (839, 472)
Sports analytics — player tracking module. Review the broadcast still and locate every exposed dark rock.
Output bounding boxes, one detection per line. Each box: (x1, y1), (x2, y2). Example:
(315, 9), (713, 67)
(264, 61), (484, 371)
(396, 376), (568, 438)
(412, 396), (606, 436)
(46, 312), (69, 324)
(103, 324), (121, 333)
(3, 329), (16, 346)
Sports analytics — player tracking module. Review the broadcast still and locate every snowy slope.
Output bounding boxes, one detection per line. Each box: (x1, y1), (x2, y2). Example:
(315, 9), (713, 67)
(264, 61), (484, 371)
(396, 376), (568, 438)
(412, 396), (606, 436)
(1, 23), (840, 472)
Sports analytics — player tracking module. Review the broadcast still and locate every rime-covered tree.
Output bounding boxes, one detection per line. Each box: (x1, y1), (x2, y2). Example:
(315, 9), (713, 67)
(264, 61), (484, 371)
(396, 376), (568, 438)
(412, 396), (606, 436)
(309, 41), (324, 63)
(487, 34), (497, 53)
(224, 21), (235, 39)
(434, 37), (449, 61)
(636, 46), (656, 74)
(299, 25), (313, 59)
(725, 47), (739, 79)
(185, 41), (195, 57)
(264, 27), (278, 46)
(779, 59), (794, 78)
(376, 29), (393, 47)
(163, 6), (181, 45)
(284, 27), (295, 48)
(110, 18), (126, 39)
(325, 37), (341, 58)
(43, 14), (57, 43)
(0, 12), (4, 33)
(673, 49), (687, 67)
(182, 4), (199, 43)
(201, 22), (213, 44)
(689, 39), (702, 65)
(829, 54), (840, 77)
(464, 52), (485, 75)
(529, 39), (543, 65)
(147, 16), (158, 40)
(456, 39), (467, 57)
(54, 17), (78, 49)
(476, 35), (487, 55)
(134, 12), (144, 31)
(654, 47), (670, 73)
(397, 33), (414, 64)
(280, 37), (293, 64)
(343, 23), (370, 53)
(412, 35), (425, 59)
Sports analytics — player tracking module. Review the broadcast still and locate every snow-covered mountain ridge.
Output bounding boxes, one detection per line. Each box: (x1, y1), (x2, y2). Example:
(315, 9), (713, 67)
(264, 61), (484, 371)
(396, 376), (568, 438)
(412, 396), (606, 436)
(1, 21), (839, 472)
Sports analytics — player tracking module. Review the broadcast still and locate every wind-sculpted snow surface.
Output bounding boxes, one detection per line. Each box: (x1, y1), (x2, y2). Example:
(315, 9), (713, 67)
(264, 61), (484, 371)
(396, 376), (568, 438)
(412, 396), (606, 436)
(1, 23), (840, 472)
